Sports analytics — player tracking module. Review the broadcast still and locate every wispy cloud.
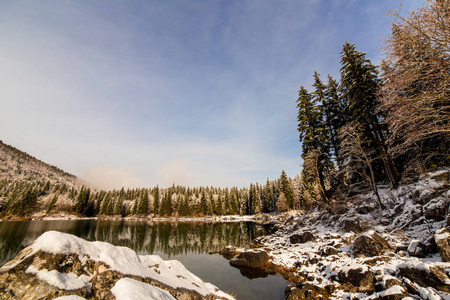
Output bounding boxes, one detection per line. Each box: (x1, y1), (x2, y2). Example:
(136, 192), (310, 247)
(0, 0), (423, 189)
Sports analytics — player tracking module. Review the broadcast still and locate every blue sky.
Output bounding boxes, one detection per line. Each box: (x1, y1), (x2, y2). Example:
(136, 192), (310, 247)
(0, 0), (423, 189)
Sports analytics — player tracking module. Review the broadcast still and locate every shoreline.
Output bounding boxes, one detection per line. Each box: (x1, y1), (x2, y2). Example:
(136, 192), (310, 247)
(0, 212), (285, 224)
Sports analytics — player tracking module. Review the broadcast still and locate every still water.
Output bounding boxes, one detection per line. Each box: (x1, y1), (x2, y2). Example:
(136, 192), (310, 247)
(0, 219), (287, 299)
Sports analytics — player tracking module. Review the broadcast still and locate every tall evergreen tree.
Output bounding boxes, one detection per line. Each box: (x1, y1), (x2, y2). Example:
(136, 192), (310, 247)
(340, 42), (400, 187)
(137, 189), (149, 216)
(279, 170), (294, 209)
(323, 75), (345, 166)
(152, 186), (160, 215)
(297, 77), (331, 200)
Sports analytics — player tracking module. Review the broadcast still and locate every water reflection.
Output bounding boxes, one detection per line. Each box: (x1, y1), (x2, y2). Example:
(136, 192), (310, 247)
(0, 220), (285, 300)
(0, 220), (268, 265)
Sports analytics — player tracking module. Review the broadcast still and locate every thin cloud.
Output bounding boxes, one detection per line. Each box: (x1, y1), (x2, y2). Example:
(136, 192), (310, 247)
(0, 0), (424, 190)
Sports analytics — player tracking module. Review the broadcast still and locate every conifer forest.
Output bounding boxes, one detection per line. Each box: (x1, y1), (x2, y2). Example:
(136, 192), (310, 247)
(0, 0), (448, 218)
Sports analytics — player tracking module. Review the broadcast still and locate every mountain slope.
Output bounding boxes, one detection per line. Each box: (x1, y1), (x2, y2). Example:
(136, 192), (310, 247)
(0, 140), (82, 217)
(0, 140), (77, 185)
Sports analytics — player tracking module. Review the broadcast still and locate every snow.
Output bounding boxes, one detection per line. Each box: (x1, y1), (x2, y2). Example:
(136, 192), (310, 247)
(419, 286), (445, 300)
(111, 278), (176, 300)
(407, 239), (422, 255)
(436, 228), (450, 242)
(378, 285), (404, 296)
(236, 169), (450, 300)
(8, 231), (233, 299)
(25, 265), (91, 290)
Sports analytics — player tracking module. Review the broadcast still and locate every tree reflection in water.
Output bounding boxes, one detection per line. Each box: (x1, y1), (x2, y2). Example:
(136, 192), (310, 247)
(0, 219), (270, 265)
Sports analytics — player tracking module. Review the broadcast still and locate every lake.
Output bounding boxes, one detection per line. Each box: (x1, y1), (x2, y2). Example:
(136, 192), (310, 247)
(0, 219), (287, 299)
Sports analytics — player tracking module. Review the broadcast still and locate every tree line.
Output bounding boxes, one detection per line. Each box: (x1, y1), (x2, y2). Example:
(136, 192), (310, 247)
(0, 1), (447, 217)
(0, 170), (299, 217)
(296, 0), (449, 207)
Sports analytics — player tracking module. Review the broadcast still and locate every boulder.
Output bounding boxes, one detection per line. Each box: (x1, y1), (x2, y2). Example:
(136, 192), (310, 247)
(435, 227), (450, 262)
(338, 265), (375, 292)
(320, 246), (340, 257)
(398, 261), (450, 293)
(356, 205), (375, 215)
(374, 275), (402, 292)
(407, 240), (425, 258)
(0, 231), (233, 300)
(285, 283), (333, 300)
(423, 198), (448, 221)
(340, 218), (370, 234)
(229, 249), (270, 269)
(353, 231), (396, 257)
(218, 246), (240, 259)
(289, 232), (316, 244)
(377, 285), (409, 300)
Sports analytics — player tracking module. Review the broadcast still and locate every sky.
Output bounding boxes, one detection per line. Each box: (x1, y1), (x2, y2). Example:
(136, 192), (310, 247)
(0, 0), (423, 190)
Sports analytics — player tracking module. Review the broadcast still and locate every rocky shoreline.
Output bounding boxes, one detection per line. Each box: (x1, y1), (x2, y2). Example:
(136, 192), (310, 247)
(215, 170), (450, 299)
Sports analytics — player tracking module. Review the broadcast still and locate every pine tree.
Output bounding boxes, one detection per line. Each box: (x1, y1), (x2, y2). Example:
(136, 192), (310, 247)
(278, 170), (294, 209)
(74, 187), (90, 216)
(264, 178), (272, 212)
(297, 78), (332, 199)
(276, 192), (288, 212)
(100, 192), (113, 215)
(137, 189), (149, 216)
(46, 195), (58, 214)
(113, 194), (124, 216)
(323, 75), (346, 166)
(152, 186), (160, 215)
(340, 42), (399, 187)
(200, 191), (208, 215)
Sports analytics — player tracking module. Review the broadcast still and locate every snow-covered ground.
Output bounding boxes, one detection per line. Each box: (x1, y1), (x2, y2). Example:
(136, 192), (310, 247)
(230, 169), (450, 299)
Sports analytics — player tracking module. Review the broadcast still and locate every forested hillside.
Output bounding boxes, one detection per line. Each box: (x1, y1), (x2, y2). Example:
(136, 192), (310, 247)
(0, 141), (82, 216)
(0, 140), (298, 218)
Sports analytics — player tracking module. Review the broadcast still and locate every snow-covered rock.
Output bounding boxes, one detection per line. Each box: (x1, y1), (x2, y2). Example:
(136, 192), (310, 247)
(218, 169), (450, 299)
(0, 231), (234, 300)
(353, 231), (396, 257)
(435, 227), (450, 262)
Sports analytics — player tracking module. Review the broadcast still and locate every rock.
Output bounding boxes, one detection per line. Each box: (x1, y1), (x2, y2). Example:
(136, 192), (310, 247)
(353, 231), (396, 257)
(340, 218), (370, 234)
(435, 227), (450, 262)
(431, 171), (450, 183)
(218, 246), (240, 259)
(285, 285), (302, 300)
(407, 240), (425, 258)
(229, 249), (270, 269)
(320, 246), (340, 257)
(423, 235), (439, 256)
(447, 213), (450, 229)
(285, 283), (333, 300)
(289, 232), (316, 244)
(423, 198), (448, 221)
(378, 285), (409, 300)
(0, 231), (233, 300)
(398, 261), (450, 293)
(356, 205), (375, 215)
(418, 185), (449, 205)
(375, 275), (402, 291)
(338, 265), (375, 292)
